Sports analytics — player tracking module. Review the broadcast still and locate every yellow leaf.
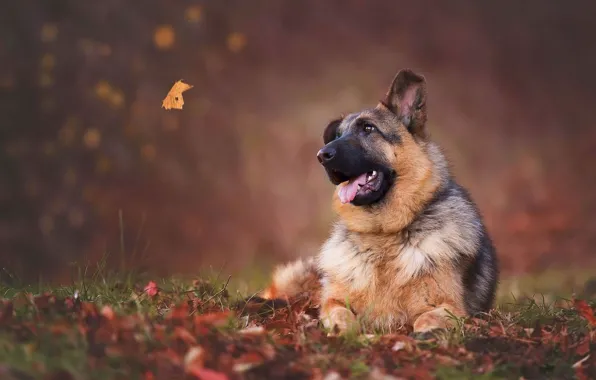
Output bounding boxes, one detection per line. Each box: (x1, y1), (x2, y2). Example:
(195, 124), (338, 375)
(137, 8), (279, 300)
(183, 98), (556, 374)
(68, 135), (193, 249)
(162, 80), (193, 110)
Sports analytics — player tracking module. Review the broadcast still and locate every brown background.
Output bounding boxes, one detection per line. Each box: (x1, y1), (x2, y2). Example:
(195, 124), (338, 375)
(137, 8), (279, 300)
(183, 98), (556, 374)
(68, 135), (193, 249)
(2, 0), (596, 282)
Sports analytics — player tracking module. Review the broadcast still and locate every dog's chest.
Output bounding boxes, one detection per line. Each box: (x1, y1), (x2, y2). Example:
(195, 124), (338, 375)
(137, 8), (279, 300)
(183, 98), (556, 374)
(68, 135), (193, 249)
(318, 229), (439, 324)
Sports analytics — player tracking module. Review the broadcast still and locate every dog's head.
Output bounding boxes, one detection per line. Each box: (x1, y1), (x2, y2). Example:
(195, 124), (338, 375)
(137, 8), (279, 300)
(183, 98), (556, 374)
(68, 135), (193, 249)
(317, 69), (441, 232)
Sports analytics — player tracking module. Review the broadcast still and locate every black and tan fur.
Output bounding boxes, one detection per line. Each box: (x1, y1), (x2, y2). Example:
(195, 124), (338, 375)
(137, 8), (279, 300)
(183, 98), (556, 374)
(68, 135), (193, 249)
(261, 69), (498, 333)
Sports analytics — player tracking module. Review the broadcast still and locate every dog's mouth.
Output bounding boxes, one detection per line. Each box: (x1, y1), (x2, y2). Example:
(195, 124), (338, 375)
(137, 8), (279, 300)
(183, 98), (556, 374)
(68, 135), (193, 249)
(335, 170), (391, 205)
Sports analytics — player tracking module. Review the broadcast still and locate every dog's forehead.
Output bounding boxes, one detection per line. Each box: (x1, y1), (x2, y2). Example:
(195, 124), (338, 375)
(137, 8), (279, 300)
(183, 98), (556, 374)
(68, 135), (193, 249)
(338, 108), (397, 132)
(338, 113), (360, 131)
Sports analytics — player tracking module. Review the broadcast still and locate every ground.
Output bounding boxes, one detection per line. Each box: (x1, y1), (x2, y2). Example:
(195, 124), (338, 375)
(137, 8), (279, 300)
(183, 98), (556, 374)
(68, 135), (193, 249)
(0, 267), (595, 380)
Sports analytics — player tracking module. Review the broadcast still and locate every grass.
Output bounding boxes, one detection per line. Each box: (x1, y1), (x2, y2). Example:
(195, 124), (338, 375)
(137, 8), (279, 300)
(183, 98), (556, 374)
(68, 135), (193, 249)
(0, 264), (594, 379)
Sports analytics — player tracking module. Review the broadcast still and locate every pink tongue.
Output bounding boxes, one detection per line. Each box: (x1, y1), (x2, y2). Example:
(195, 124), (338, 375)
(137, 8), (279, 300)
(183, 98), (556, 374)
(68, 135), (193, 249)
(338, 173), (368, 204)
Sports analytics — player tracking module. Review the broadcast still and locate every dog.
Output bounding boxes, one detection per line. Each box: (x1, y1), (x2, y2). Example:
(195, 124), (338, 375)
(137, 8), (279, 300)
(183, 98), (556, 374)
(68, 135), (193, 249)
(259, 69), (499, 334)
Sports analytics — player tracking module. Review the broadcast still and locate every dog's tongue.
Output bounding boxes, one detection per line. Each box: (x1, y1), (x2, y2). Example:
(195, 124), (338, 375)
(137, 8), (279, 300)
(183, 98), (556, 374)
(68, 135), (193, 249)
(338, 173), (368, 204)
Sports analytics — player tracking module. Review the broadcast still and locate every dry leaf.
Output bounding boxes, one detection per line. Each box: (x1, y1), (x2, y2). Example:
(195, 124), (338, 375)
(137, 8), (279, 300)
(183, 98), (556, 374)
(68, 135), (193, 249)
(162, 80), (193, 110)
(574, 299), (596, 326)
(143, 281), (159, 297)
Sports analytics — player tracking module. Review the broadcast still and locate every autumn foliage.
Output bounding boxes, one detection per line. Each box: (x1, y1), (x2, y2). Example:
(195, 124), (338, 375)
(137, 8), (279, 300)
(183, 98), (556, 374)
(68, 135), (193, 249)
(0, 278), (595, 379)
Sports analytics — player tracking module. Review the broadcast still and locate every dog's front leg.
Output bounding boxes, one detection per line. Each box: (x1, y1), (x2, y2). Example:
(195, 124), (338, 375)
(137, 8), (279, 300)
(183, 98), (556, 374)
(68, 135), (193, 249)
(412, 303), (465, 333)
(320, 299), (359, 334)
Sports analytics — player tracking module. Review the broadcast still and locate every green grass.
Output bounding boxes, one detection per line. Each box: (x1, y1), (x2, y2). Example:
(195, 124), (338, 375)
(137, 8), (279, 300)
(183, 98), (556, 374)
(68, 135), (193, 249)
(0, 263), (594, 379)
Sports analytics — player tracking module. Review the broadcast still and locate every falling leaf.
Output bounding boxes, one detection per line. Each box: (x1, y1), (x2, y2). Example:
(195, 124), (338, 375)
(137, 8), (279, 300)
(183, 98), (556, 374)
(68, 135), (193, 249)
(161, 80), (193, 110)
(144, 281), (159, 297)
(574, 299), (596, 326)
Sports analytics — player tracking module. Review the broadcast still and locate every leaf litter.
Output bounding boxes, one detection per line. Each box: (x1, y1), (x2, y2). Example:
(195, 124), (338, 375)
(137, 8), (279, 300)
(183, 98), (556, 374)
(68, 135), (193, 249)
(0, 281), (594, 379)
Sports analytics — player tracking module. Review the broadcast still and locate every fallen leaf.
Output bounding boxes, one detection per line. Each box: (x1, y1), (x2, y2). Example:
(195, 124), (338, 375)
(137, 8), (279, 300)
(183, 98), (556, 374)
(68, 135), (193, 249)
(574, 299), (596, 326)
(575, 338), (591, 356)
(100, 305), (115, 320)
(572, 354), (590, 369)
(188, 368), (228, 380)
(174, 327), (197, 345)
(237, 326), (265, 336)
(162, 81), (193, 110)
(144, 281), (159, 297)
(0, 302), (13, 324)
(184, 346), (206, 374)
(392, 341), (406, 351)
(193, 311), (234, 327)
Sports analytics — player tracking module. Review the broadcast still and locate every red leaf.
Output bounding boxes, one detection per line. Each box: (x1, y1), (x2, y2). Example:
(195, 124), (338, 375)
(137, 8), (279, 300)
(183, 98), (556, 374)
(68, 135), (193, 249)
(576, 338), (591, 356)
(193, 311), (233, 327)
(189, 368), (228, 380)
(0, 301), (13, 324)
(144, 281), (159, 297)
(574, 299), (596, 326)
(100, 305), (115, 321)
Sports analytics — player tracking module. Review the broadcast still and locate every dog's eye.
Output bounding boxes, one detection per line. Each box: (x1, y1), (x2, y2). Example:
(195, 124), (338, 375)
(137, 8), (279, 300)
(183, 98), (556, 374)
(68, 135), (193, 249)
(363, 123), (376, 134)
(336, 130), (342, 139)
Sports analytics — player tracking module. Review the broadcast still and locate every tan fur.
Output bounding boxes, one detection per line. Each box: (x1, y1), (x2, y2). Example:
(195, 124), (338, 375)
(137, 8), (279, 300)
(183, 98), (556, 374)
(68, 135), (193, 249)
(333, 116), (441, 234)
(261, 69), (497, 334)
(261, 257), (321, 302)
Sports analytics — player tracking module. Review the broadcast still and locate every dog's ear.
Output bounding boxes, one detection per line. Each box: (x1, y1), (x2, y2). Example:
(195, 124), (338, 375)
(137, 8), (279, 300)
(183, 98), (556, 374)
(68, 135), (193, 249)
(381, 69), (427, 139)
(323, 117), (343, 144)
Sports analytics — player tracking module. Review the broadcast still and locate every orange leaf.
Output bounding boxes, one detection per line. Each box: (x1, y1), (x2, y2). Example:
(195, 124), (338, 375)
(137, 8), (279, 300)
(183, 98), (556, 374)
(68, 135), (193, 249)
(574, 299), (596, 326)
(162, 80), (193, 110)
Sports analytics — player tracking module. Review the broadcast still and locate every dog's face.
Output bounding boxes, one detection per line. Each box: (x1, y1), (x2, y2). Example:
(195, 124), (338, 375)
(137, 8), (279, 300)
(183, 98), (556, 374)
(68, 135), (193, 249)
(317, 69), (429, 207)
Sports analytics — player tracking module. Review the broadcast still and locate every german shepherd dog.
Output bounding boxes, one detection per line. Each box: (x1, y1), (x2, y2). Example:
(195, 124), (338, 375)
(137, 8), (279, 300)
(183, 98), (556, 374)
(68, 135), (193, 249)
(260, 69), (499, 334)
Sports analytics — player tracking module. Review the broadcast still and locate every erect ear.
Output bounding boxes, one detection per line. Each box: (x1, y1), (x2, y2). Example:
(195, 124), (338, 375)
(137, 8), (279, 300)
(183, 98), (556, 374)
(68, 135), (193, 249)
(323, 117), (343, 144)
(380, 69), (428, 139)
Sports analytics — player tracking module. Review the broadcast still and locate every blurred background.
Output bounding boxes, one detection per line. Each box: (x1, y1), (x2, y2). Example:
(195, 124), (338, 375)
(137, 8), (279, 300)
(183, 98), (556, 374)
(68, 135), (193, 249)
(2, 0), (596, 287)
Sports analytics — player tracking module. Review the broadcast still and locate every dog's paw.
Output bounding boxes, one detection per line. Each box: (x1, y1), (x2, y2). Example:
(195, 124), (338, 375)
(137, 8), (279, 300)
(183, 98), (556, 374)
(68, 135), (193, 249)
(409, 328), (444, 341)
(322, 306), (359, 336)
(413, 305), (461, 333)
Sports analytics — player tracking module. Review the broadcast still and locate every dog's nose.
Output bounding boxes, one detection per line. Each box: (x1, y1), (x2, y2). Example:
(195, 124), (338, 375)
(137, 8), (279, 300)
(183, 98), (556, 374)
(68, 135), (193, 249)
(317, 146), (336, 164)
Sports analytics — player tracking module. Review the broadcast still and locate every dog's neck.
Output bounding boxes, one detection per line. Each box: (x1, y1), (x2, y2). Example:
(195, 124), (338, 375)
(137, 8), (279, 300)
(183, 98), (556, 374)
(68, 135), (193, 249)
(333, 141), (449, 234)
